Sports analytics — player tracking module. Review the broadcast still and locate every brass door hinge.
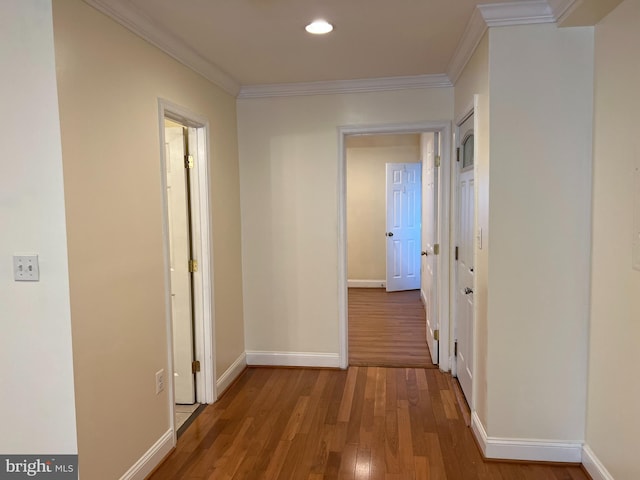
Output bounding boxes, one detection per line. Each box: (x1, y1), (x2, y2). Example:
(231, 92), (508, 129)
(435, 155), (441, 168)
(455, 246), (459, 261)
(456, 147), (460, 162)
(454, 341), (458, 356)
(434, 329), (439, 341)
(184, 155), (194, 169)
(188, 259), (198, 273)
(192, 360), (201, 374)
(433, 243), (440, 255)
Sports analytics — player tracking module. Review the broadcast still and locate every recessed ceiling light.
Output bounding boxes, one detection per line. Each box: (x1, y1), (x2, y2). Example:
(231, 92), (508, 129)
(305, 20), (333, 35)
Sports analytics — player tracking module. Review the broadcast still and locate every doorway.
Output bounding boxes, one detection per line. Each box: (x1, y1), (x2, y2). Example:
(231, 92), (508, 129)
(159, 100), (216, 440)
(339, 122), (452, 371)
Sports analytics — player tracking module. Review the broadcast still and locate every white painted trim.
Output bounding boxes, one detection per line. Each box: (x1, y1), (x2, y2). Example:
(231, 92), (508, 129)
(119, 429), (173, 480)
(246, 351), (341, 368)
(478, 1), (556, 27)
(471, 413), (583, 463)
(582, 445), (615, 480)
(348, 279), (386, 288)
(420, 288), (427, 308)
(338, 121), (452, 372)
(448, 1), (575, 85)
(158, 99), (217, 419)
(238, 74), (452, 99)
(447, 8), (488, 85)
(547, 0), (580, 24)
(84, 0), (239, 96)
(216, 353), (247, 395)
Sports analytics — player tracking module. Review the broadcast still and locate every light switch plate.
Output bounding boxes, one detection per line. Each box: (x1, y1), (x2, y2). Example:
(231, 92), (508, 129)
(13, 255), (39, 281)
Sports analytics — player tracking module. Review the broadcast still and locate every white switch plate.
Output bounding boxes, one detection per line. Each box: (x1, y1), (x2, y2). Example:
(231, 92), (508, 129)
(13, 255), (39, 281)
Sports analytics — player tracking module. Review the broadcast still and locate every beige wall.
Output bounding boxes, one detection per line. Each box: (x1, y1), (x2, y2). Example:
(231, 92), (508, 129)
(586, 1), (640, 478)
(53, 0), (244, 478)
(0, 0), (77, 454)
(346, 134), (420, 282)
(237, 88), (453, 355)
(453, 33), (490, 426)
(487, 24), (593, 441)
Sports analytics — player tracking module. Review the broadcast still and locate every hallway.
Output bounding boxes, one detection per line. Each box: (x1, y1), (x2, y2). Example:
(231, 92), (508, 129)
(348, 288), (435, 367)
(149, 366), (588, 479)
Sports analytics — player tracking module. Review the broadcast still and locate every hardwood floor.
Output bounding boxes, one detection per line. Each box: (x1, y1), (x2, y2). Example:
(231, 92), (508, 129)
(349, 288), (435, 367)
(149, 367), (589, 480)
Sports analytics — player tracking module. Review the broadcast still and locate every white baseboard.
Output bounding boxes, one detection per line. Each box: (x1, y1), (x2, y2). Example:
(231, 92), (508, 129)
(420, 289), (427, 308)
(246, 351), (340, 368)
(347, 279), (386, 288)
(119, 429), (173, 480)
(582, 445), (614, 480)
(216, 352), (247, 396)
(471, 412), (582, 463)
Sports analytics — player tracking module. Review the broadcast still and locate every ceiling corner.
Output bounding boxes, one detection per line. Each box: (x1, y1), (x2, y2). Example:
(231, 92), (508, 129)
(83, 0), (241, 96)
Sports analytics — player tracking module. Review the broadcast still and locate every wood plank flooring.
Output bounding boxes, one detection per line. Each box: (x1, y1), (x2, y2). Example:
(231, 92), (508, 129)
(149, 367), (589, 480)
(349, 288), (435, 367)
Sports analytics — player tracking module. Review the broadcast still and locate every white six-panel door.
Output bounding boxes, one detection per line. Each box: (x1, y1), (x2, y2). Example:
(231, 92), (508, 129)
(455, 114), (475, 405)
(165, 125), (196, 404)
(386, 163), (422, 292)
(421, 134), (439, 364)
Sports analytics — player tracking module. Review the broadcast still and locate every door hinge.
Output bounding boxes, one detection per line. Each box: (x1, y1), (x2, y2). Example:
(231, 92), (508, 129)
(455, 246), (459, 261)
(192, 360), (201, 374)
(454, 341), (458, 356)
(184, 155), (194, 169)
(188, 259), (198, 273)
(456, 147), (460, 162)
(434, 329), (439, 341)
(435, 155), (441, 168)
(433, 243), (440, 255)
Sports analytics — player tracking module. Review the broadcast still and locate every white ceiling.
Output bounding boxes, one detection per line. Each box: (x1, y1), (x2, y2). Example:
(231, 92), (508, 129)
(85, 0), (615, 94)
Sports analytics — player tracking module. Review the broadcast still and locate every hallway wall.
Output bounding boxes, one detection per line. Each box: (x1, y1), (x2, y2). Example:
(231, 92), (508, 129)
(53, 0), (244, 477)
(0, 0), (77, 455)
(586, 0), (640, 478)
(237, 88), (453, 358)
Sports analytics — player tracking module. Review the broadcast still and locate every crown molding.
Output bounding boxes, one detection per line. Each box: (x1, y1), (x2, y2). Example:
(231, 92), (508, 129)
(83, 0), (240, 96)
(447, 7), (489, 85)
(546, 0), (581, 24)
(447, 0), (578, 85)
(237, 74), (452, 99)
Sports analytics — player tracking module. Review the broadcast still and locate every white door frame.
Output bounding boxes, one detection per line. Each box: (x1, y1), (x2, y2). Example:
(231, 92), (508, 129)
(158, 99), (216, 440)
(338, 121), (452, 371)
(452, 98), (478, 409)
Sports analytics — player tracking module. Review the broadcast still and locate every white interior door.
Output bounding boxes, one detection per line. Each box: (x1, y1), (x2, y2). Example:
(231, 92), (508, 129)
(386, 163), (421, 292)
(421, 133), (439, 364)
(455, 114), (475, 405)
(165, 123), (196, 404)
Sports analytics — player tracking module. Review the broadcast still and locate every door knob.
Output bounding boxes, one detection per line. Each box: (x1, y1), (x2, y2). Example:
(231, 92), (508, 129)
(386, 232), (394, 237)
(464, 287), (473, 295)
(421, 251), (428, 256)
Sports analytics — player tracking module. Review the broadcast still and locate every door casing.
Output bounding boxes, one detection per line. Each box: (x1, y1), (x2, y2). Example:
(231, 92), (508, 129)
(338, 121), (452, 371)
(158, 98), (216, 442)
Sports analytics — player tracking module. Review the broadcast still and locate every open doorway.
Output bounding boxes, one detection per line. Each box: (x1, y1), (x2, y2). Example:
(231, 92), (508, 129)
(340, 123), (451, 370)
(345, 133), (430, 367)
(159, 100), (216, 440)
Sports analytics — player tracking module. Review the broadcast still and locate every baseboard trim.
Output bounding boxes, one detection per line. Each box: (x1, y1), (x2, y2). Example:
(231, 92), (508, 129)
(348, 279), (386, 288)
(420, 289), (427, 308)
(582, 445), (614, 480)
(471, 412), (582, 463)
(246, 351), (341, 368)
(119, 429), (173, 480)
(216, 352), (247, 397)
